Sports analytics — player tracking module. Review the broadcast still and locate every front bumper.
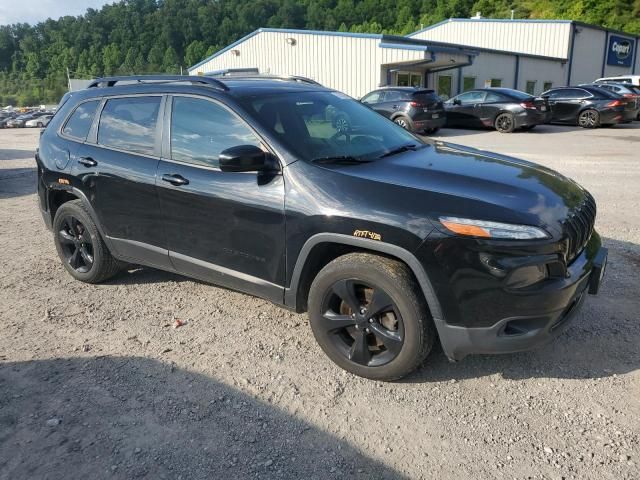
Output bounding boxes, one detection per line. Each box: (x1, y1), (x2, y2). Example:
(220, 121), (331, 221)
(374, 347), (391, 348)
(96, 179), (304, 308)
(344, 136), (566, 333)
(427, 235), (607, 361)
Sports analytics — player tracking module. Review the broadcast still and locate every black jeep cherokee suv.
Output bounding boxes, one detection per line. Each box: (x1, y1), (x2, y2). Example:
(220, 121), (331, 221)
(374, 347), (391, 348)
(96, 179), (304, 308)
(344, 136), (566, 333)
(37, 75), (607, 381)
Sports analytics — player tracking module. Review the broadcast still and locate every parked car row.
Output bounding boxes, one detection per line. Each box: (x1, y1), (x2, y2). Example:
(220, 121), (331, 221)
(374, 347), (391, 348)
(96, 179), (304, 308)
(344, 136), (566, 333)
(0, 109), (54, 129)
(358, 80), (640, 134)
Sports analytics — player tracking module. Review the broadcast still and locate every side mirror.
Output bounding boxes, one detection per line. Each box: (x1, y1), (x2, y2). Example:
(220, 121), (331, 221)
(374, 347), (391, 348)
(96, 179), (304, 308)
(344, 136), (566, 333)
(453, 98), (461, 105)
(219, 145), (274, 173)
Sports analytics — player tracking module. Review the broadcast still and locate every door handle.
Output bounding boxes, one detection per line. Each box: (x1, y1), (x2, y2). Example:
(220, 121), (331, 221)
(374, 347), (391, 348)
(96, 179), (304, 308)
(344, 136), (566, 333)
(161, 173), (189, 186)
(78, 156), (97, 167)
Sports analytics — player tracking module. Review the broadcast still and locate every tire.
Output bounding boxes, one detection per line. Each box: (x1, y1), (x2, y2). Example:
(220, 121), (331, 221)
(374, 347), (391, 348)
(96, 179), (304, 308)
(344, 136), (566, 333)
(52, 199), (121, 283)
(393, 116), (412, 130)
(578, 109), (600, 128)
(37, 122), (43, 128)
(333, 114), (351, 132)
(308, 253), (435, 381)
(494, 112), (515, 133)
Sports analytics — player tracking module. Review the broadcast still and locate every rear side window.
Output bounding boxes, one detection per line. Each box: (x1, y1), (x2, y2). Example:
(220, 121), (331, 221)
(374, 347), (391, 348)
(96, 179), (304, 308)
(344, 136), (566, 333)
(384, 91), (405, 102)
(62, 100), (99, 140)
(170, 97), (261, 168)
(98, 96), (161, 155)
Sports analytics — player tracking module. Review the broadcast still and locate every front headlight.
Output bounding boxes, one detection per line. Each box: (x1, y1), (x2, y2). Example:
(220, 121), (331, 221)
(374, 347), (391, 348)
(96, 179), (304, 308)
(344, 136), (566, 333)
(439, 216), (549, 240)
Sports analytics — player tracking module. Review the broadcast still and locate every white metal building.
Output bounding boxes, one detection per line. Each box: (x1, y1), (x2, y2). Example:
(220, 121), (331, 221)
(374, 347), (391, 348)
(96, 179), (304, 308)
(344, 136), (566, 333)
(189, 18), (640, 99)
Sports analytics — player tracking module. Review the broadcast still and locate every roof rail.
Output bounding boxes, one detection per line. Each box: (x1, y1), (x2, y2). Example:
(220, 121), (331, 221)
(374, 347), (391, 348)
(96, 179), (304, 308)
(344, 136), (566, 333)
(87, 75), (229, 91)
(207, 72), (322, 86)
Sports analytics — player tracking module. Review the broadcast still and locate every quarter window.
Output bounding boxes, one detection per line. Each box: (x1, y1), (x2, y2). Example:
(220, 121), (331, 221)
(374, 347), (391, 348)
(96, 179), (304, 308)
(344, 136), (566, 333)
(62, 100), (100, 140)
(98, 97), (161, 155)
(170, 97), (261, 168)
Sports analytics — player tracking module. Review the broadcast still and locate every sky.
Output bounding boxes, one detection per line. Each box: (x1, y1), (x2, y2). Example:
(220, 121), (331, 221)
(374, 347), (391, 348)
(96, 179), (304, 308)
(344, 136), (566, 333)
(0, 0), (115, 26)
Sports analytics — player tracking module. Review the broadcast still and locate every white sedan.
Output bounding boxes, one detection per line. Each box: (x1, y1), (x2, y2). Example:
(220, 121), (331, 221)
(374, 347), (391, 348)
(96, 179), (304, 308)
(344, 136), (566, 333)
(25, 115), (53, 128)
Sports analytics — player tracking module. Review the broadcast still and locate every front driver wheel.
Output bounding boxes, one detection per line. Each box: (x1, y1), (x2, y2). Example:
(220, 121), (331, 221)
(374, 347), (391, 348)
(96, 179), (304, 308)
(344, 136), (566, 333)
(308, 253), (435, 381)
(578, 109), (600, 128)
(494, 113), (515, 133)
(53, 200), (121, 283)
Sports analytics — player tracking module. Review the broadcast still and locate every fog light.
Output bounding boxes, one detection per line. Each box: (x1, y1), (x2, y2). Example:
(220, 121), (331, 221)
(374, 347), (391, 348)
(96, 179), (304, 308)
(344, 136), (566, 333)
(505, 264), (547, 288)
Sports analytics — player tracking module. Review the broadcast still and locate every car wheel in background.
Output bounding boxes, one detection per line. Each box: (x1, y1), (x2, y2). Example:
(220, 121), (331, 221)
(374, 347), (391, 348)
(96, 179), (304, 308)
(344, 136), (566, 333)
(308, 253), (435, 381)
(578, 109), (600, 128)
(494, 113), (515, 133)
(37, 122), (43, 128)
(393, 116), (411, 130)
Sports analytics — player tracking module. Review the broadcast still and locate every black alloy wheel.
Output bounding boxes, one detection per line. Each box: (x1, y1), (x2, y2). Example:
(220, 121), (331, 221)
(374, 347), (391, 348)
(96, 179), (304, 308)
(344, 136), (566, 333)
(319, 278), (404, 367)
(58, 216), (94, 273)
(495, 113), (515, 133)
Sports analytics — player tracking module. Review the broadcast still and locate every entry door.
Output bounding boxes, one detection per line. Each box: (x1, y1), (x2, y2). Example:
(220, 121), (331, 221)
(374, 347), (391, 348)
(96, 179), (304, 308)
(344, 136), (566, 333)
(156, 95), (286, 302)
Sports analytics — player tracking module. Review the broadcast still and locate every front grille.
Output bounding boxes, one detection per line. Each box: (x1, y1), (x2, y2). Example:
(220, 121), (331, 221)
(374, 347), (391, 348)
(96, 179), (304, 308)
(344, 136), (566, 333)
(563, 192), (596, 263)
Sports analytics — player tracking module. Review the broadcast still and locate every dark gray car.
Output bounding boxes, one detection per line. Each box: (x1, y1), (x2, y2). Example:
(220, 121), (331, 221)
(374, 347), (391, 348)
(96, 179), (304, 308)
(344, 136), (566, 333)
(542, 86), (627, 128)
(360, 87), (445, 134)
(444, 88), (551, 133)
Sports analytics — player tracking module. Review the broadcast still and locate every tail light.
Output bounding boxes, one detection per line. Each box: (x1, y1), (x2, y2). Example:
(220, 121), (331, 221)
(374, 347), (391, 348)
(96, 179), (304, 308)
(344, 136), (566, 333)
(409, 101), (422, 107)
(606, 99), (624, 107)
(520, 100), (536, 109)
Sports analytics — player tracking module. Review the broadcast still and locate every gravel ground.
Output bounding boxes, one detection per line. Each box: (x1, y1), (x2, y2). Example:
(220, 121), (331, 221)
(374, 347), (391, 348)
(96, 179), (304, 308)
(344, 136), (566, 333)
(1, 125), (638, 480)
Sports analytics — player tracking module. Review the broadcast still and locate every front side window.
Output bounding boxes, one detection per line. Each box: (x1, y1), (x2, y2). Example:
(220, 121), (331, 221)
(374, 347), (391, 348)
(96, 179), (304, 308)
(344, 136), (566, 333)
(453, 91), (486, 104)
(62, 100), (100, 140)
(361, 91), (383, 104)
(98, 97), (161, 155)
(170, 97), (261, 168)
(240, 91), (422, 162)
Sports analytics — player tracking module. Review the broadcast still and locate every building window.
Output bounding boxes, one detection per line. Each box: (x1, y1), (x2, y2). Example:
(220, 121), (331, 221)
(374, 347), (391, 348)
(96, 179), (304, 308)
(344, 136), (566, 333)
(490, 78), (502, 87)
(543, 81), (553, 91)
(463, 76), (476, 92)
(438, 75), (453, 99)
(396, 72), (422, 87)
(525, 81), (536, 95)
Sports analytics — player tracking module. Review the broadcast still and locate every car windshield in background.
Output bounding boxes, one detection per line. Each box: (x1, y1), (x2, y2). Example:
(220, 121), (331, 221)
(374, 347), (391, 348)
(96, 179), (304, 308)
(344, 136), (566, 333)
(239, 91), (424, 163)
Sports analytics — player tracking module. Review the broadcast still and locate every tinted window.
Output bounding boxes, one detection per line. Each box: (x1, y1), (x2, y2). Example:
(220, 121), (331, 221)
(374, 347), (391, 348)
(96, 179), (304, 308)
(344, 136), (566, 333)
(240, 91), (421, 162)
(384, 91), (405, 102)
(412, 91), (438, 102)
(98, 96), (161, 155)
(455, 91), (485, 104)
(63, 100), (99, 140)
(361, 91), (383, 104)
(484, 92), (507, 103)
(171, 97), (261, 168)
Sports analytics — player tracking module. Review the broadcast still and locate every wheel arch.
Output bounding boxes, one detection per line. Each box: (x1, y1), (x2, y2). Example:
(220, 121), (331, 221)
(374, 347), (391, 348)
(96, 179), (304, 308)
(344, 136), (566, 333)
(284, 233), (444, 322)
(48, 187), (108, 240)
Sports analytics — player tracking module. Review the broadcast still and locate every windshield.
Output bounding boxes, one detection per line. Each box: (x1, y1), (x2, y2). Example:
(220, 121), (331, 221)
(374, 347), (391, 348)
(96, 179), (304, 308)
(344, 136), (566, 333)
(239, 91), (424, 162)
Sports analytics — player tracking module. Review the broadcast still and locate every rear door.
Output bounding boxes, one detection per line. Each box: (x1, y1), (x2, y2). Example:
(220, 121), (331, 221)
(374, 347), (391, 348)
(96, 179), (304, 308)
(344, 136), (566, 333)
(376, 90), (405, 118)
(155, 95), (286, 302)
(74, 94), (170, 268)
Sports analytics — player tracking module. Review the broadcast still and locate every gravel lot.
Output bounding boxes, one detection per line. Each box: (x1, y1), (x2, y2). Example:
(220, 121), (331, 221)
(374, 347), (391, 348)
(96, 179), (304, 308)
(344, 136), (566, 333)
(1, 125), (638, 479)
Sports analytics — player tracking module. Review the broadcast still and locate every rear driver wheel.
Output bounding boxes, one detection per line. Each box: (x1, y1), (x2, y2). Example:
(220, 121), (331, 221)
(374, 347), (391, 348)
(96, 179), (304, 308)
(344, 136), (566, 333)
(308, 253), (435, 381)
(53, 200), (121, 283)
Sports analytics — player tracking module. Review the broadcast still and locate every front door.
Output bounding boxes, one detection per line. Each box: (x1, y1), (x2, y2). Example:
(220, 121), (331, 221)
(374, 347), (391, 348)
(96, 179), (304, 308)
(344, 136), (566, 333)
(446, 91), (486, 127)
(156, 95), (286, 302)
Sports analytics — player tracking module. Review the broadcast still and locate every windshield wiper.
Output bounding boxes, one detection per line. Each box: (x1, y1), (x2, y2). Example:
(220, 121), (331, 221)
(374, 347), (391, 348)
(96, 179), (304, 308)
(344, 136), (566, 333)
(379, 143), (424, 159)
(311, 156), (371, 165)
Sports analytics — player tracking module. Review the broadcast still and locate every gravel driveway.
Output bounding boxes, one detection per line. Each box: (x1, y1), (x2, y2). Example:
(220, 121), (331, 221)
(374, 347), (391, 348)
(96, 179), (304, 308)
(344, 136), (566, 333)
(1, 125), (638, 479)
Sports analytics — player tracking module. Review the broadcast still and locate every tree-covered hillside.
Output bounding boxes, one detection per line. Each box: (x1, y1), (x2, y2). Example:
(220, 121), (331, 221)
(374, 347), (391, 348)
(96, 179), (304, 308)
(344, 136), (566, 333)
(1, 0), (639, 105)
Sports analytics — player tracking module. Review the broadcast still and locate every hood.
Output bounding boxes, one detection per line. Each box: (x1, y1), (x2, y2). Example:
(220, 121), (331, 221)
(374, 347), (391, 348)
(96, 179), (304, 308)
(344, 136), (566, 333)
(315, 141), (587, 236)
